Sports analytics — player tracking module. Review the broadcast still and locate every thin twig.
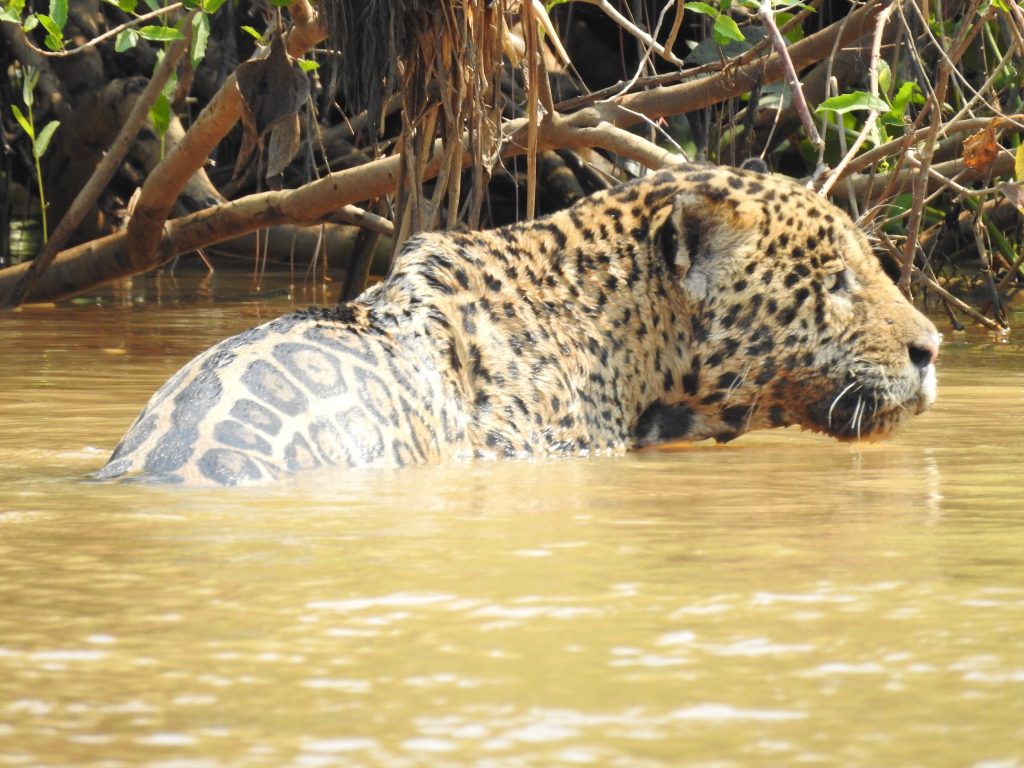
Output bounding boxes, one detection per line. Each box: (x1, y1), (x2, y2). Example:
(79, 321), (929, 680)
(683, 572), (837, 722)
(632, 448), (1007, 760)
(836, 116), (1024, 182)
(0, 0), (889, 304)
(877, 231), (1003, 331)
(554, 0), (821, 114)
(582, 0), (686, 68)
(904, 149), (1016, 198)
(901, 61), (949, 295)
(531, 0), (572, 69)
(1, 10), (198, 310)
(900, 0), (985, 294)
(16, 3), (184, 58)
(905, 0), (995, 110)
(1003, 0), (1024, 49)
(758, 0), (824, 151)
(818, 3), (896, 197)
(607, 0), (678, 101)
(522, 0), (540, 219)
(662, 0), (686, 57)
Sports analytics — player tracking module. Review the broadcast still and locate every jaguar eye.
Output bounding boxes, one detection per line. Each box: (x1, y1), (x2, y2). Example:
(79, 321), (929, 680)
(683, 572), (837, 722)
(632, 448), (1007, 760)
(824, 269), (848, 293)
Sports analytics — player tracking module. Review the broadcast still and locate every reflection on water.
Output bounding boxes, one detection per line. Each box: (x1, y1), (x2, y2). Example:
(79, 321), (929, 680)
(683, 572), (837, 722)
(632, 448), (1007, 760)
(1, 272), (1022, 766)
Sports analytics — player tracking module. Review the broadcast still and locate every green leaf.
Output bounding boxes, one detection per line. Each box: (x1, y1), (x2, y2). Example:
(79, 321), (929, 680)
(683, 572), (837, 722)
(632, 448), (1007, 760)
(47, 0), (65, 30)
(21, 66), (38, 108)
(36, 12), (64, 50)
(712, 13), (744, 44)
(149, 91), (171, 137)
(190, 12), (209, 67)
(816, 91), (890, 116)
(153, 50), (178, 100)
(297, 58), (319, 72)
(140, 0), (159, 11)
(1, 0), (25, 23)
(115, 27), (138, 51)
(33, 119), (59, 158)
(162, 72), (178, 99)
(888, 81), (924, 117)
(776, 11), (804, 43)
(875, 60), (891, 97)
(684, 1), (718, 17)
(240, 24), (262, 41)
(115, 0), (137, 12)
(10, 104), (33, 138)
(21, 11), (37, 31)
(269, 0), (289, 6)
(138, 24), (185, 41)
(202, 0), (226, 12)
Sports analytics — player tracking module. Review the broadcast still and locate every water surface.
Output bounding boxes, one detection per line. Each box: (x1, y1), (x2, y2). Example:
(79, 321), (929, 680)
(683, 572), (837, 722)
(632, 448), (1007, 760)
(1, 272), (1022, 766)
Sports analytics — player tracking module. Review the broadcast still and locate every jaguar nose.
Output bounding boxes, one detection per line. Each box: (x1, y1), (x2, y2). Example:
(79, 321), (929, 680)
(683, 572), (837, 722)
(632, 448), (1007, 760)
(908, 334), (940, 371)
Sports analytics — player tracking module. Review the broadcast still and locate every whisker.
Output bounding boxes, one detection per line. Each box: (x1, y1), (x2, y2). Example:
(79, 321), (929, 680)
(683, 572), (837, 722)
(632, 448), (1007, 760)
(828, 379), (860, 427)
(725, 361), (753, 401)
(744, 393), (761, 430)
(847, 397), (860, 435)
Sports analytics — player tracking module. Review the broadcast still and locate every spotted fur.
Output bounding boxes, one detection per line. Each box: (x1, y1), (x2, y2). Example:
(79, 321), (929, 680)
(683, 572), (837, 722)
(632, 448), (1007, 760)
(97, 165), (939, 485)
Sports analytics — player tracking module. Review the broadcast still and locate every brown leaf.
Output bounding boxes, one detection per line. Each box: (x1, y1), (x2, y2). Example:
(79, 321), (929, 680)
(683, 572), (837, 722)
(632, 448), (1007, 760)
(266, 112), (300, 191)
(962, 125), (999, 172)
(999, 182), (1024, 212)
(236, 32), (310, 136)
(232, 31), (310, 181)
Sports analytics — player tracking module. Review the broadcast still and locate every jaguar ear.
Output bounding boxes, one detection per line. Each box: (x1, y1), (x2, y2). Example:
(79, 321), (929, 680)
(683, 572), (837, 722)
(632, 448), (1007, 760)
(660, 190), (759, 299)
(660, 194), (710, 278)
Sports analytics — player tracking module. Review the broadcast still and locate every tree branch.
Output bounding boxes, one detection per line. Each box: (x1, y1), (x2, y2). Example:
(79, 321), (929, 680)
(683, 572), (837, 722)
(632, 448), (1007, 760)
(2, 11), (198, 309)
(121, 0), (327, 275)
(0, 0), (884, 304)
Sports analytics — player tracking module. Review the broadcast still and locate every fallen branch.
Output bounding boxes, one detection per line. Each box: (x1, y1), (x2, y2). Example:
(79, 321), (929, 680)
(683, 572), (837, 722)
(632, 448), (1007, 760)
(876, 230), (1004, 331)
(0, 0), (885, 304)
(1, 12), (197, 309)
(122, 0), (326, 276)
(844, 148), (1018, 200)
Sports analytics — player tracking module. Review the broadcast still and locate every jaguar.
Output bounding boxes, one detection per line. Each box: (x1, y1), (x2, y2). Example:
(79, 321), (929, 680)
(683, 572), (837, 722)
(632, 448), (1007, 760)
(97, 164), (940, 485)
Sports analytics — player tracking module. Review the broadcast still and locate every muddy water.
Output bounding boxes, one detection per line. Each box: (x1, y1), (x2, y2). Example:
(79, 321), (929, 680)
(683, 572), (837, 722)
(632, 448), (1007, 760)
(1, 272), (1022, 767)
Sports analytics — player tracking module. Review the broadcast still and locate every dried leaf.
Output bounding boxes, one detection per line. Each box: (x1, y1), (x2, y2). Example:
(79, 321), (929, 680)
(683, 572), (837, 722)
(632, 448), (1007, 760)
(235, 32), (309, 137)
(1015, 143), (1024, 181)
(233, 97), (259, 180)
(962, 125), (998, 172)
(1000, 182), (1024, 213)
(232, 31), (310, 182)
(265, 113), (300, 191)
